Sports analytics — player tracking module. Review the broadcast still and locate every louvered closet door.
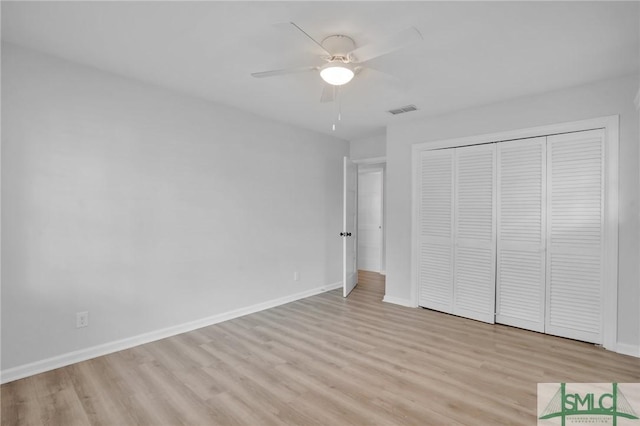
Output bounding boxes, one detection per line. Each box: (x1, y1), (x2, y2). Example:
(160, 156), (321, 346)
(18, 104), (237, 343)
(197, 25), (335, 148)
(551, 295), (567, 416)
(496, 138), (546, 332)
(546, 129), (604, 344)
(417, 149), (454, 313)
(453, 144), (496, 324)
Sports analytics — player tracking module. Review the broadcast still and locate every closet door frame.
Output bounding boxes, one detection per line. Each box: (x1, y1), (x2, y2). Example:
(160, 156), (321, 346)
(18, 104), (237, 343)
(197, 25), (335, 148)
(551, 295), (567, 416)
(411, 115), (619, 351)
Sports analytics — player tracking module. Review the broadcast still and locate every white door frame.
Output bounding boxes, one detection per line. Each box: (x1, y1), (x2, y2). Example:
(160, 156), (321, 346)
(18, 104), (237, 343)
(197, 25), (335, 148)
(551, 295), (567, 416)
(411, 116), (619, 351)
(354, 157), (387, 276)
(357, 167), (385, 274)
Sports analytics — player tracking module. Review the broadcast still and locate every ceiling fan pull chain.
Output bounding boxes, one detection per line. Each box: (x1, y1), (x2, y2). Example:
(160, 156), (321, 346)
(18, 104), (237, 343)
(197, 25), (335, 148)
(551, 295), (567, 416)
(337, 86), (342, 122)
(332, 86), (339, 131)
(338, 86), (343, 123)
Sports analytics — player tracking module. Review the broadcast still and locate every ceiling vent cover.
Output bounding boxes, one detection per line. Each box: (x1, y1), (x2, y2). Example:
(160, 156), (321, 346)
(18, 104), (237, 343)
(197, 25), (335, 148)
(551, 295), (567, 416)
(387, 104), (418, 115)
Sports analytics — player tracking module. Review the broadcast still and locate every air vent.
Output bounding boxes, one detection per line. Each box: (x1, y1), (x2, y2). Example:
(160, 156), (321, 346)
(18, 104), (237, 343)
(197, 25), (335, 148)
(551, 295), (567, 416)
(387, 104), (418, 115)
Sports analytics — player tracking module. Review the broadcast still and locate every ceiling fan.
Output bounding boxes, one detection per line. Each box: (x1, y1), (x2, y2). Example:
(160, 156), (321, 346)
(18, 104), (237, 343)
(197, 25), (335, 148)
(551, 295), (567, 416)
(251, 22), (423, 103)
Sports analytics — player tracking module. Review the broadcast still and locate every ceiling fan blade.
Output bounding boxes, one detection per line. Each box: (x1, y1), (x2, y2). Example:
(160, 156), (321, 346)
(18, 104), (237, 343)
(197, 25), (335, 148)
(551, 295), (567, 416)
(320, 84), (335, 103)
(275, 21), (332, 56)
(348, 27), (423, 64)
(251, 66), (318, 78)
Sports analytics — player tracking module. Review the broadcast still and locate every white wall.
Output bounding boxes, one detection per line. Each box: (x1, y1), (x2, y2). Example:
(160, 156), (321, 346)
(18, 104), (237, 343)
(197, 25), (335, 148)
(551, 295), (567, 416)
(350, 132), (386, 160)
(1, 44), (348, 374)
(636, 8), (640, 355)
(386, 75), (640, 349)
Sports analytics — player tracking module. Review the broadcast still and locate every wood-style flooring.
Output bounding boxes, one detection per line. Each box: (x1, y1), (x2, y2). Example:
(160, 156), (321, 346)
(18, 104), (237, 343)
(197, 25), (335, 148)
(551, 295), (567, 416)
(2, 270), (639, 425)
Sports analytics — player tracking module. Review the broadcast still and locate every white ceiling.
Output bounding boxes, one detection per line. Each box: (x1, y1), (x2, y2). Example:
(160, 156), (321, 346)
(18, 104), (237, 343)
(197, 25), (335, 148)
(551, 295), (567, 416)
(2, 1), (638, 141)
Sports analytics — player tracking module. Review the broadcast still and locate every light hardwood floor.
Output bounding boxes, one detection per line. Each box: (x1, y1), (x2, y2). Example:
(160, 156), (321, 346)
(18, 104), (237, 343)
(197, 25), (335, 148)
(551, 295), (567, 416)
(2, 270), (639, 425)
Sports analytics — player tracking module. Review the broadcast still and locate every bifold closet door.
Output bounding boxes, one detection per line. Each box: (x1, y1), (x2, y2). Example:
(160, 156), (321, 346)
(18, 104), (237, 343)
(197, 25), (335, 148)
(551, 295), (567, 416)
(496, 138), (546, 332)
(453, 144), (496, 324)
(546, 129), (605, 344)
(417, 149), (454, 313)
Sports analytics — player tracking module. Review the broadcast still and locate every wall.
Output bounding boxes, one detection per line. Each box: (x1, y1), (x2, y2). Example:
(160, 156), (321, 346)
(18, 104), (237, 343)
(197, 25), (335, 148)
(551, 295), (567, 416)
(386, 75), (640, 350)
(350, 132), (386, 160)
(1, 44), (348, 377)
(637, 6), (640, 358)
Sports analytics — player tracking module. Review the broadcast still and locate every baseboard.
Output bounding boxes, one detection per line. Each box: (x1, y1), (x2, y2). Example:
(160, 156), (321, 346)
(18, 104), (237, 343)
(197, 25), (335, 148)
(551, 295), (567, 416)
(382, 295), (416, 308)
(1, 281), (342, 384)
(616, 342), (640, 358)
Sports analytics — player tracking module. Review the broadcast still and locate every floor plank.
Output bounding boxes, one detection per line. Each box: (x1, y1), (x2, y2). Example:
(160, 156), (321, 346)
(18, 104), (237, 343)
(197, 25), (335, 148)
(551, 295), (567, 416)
(2, 270), (639, 425)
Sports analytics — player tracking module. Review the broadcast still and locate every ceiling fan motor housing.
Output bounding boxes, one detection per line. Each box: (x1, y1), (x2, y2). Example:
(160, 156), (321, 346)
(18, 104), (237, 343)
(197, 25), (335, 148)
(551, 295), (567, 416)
(321, 35), (356, 58)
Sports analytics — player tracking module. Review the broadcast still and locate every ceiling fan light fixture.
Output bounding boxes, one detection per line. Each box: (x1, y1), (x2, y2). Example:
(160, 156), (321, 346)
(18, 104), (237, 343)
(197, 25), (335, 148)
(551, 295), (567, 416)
(320, 63), (354, 86)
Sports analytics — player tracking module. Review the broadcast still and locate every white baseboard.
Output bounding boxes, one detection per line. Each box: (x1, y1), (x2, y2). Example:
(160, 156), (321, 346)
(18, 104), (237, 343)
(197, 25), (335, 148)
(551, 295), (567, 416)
(382, 295), (416, 308)
(1, 281), (342, 384)
(616, 342), (640, 358)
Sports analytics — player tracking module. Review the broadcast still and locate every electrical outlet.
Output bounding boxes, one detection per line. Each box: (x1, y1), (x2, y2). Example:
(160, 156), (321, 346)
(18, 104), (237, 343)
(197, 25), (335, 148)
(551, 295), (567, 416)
(76, 311), (89, 328)
(293, 271), (299, 281)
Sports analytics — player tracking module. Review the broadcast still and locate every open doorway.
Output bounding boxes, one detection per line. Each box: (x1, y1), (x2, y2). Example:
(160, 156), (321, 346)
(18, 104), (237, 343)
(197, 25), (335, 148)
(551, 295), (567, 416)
(356, 162), (386, 297)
